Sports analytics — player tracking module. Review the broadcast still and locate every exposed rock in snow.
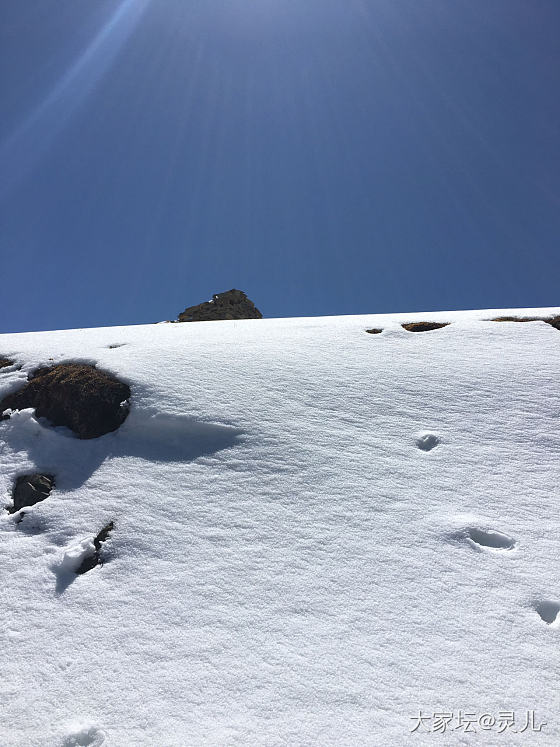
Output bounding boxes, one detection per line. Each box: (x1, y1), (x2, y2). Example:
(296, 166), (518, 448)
(177, 288), (262, 322)
(9, 473), (55, 514)
(75, 521), (114, 575)
(0, 357), (15, 369)
(0, 363), (130, 439)
(51, 523), (114, 593)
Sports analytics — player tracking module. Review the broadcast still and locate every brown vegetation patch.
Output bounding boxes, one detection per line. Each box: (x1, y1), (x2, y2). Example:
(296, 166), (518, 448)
(0, 363), (130, 439)
(402, 322), (450, 333)
(491, 315), (560, 331)
(76, 521), (114, 574)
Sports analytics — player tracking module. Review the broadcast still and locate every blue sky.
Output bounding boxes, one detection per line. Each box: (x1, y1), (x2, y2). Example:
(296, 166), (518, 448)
(1, 0), (559, 333)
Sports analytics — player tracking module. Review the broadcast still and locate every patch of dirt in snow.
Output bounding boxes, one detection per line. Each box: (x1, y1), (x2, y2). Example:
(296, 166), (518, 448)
(402, 321), (450, 332)
(0, 363), (130, 439)
(365, 327), (383, 335)
(8, 473), (55, 514)
(0, 357), (16, 369)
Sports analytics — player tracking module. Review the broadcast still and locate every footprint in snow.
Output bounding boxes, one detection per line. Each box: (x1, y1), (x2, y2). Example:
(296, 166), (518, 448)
(466, 527), (516, 551)
(448, 526), (516, 552)
(416, 432), (440, 451)
(533, 600), (560, 627)
(62, 724), (106, 746)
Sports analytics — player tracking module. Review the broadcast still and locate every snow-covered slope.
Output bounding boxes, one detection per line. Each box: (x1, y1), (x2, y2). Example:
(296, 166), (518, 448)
(1, 308), (559, 746)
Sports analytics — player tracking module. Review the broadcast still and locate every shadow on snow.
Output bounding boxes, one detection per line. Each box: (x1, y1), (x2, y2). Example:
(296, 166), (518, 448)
(0, 407), (243, 493)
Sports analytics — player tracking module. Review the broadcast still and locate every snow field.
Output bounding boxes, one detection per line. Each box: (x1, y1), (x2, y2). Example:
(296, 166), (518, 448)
(1, 308), (559, 745)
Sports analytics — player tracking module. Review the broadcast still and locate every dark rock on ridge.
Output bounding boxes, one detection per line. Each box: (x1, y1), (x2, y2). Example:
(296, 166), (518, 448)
(0, 363), (130, 439)
(0, 358), (15, 369)
(177, 289), (262, 322)
(9, 473), (55, 514)
(76, 521), (114, 574)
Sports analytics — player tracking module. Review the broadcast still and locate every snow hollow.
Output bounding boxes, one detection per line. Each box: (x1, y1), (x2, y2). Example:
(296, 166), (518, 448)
(1, 308), (559, 745)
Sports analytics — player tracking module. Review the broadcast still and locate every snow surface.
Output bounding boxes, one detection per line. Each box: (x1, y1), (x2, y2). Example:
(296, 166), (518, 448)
(1, 308), (559, 746)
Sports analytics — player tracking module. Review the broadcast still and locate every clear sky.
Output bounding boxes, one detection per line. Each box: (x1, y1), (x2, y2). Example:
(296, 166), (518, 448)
(1, 0), (559, 333)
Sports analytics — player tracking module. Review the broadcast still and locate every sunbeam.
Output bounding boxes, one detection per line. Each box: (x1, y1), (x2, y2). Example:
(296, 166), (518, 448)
(0, 0), (150, 200)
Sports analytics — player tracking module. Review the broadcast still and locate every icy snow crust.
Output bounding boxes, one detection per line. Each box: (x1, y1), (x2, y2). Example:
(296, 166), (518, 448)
(1, 308), (559, 746)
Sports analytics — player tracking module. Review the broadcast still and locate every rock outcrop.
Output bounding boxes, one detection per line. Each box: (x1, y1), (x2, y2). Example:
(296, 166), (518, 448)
(177, 289), (262, 322)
